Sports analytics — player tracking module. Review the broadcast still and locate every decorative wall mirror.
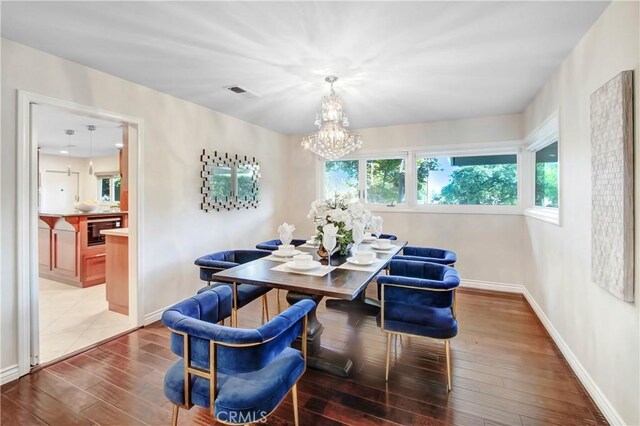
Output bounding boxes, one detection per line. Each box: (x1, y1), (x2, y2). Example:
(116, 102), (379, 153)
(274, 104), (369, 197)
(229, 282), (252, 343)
(200, 150), (260, 211)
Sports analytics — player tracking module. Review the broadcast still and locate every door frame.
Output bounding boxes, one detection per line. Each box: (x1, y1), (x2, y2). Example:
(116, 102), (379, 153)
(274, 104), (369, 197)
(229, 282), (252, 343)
(16, 90), (145, 375)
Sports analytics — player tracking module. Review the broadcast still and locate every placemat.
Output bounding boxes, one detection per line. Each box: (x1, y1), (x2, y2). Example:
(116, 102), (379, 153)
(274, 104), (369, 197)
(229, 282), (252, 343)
(271, 262), (335, 277)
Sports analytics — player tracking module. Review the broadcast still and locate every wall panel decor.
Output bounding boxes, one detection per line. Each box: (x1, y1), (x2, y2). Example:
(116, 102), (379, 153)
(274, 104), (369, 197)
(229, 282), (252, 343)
(591, 70), (634, 302)
(200, 149), (260, 212)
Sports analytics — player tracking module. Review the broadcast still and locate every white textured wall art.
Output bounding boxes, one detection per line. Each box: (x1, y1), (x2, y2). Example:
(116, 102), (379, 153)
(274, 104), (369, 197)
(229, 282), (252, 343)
(591, 70), (634, 302)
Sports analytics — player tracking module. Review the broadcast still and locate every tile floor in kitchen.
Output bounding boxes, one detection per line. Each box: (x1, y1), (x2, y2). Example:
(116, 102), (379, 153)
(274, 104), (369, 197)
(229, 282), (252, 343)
(38, 278), (134, 363)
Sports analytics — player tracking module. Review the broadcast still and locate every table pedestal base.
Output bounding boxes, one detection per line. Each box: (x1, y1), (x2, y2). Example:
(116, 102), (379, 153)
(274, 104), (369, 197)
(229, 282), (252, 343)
(325, 288), (381, 316)
(286, 291), (354, 378)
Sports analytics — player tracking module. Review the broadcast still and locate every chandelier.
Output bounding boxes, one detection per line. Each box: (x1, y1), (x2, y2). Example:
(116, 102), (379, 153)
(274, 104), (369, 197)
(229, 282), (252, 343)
(301, 76), (362, 160)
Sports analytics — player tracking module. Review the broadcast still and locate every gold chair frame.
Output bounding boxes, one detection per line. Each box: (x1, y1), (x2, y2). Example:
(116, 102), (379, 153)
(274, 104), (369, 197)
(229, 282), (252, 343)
(380, 282), (457, 391)
(169, 314), (307, 426)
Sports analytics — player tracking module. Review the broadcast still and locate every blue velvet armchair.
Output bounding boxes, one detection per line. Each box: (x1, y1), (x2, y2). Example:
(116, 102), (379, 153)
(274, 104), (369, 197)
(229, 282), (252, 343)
(377, 259), (460, 390)
(255, 239), (307, 251)
(162, 286), (315, 426)
(194, 249), (272, 326)
(394, 246), (457, 266)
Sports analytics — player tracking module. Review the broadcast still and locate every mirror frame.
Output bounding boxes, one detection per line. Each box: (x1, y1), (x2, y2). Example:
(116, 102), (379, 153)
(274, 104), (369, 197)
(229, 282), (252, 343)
(200, 149), (260, 212)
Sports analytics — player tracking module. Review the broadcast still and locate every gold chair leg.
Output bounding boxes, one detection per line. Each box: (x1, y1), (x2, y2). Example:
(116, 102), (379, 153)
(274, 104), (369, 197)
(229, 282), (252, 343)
(385, 332), (392, 382)
(277, 289), (282, 314)
(233, 283), (239, 328)
(292, 383), (299, 426)
(262, 294), (270, 324)
(445, 340), (452, 392)
(171, 404), (179, 426)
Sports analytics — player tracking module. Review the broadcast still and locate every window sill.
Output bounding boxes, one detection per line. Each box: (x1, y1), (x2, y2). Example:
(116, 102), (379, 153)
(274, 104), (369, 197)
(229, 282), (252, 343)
(524, 207), (560, 225)
(367, 204), (523, 215)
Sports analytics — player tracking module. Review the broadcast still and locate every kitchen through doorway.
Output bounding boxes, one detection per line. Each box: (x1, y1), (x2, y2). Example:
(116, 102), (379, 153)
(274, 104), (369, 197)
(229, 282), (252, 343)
(32, 103), (138, 365)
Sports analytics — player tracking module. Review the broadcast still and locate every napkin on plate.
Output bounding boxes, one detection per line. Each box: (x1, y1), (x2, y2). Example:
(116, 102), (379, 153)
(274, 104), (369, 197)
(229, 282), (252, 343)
(352, 221), (365, 245)
(371, 215), (384, 237)
(278, 222), (296, 246)
(322, 223), (338, 252)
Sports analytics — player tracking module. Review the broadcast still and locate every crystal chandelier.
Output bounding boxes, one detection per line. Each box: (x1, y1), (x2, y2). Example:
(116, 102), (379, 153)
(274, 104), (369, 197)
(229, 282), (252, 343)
(301, 76), (362, 160)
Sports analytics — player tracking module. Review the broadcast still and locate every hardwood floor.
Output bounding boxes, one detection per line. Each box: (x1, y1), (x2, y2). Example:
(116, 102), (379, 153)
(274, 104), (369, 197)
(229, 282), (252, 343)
(1, 288), (607, 425)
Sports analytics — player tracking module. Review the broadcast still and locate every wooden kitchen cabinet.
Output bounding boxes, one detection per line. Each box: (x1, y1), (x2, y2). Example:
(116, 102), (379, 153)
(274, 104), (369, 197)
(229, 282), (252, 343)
(81, 252), (106, 286)
(52, 228), (78, 279)
(102, 228), (129, 315)
(38, 212), (127, 287)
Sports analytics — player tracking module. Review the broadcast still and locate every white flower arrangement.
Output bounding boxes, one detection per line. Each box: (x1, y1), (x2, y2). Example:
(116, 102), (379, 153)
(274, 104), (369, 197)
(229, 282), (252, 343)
(307, 195), (374, 255)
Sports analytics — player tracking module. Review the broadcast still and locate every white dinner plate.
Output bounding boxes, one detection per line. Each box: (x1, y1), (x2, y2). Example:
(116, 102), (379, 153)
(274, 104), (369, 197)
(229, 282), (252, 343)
(346, 257), (378, 266)
(305, 239), (319, 245)
(286, 260), (322, 271)
(272, 249), (302, 257)
(371, 244), (394, 251)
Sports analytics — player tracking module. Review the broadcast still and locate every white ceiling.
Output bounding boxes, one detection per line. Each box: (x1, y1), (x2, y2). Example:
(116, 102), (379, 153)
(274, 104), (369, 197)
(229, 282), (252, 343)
(37, 105), (123, 158)
(2, 1), (609, 135)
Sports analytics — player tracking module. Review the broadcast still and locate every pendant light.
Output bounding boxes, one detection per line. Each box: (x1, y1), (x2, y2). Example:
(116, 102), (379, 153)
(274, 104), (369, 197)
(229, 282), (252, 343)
(87, 125), (95, 175)
(64, 129), (74, 176)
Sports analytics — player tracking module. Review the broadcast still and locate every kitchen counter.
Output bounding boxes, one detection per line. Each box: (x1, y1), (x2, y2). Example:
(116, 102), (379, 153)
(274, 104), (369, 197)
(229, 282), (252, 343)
(39, 211), (128, 218)
(101, 227), (129, 315)
(38, 212), (128, 288)
(100, 227), (129, 237)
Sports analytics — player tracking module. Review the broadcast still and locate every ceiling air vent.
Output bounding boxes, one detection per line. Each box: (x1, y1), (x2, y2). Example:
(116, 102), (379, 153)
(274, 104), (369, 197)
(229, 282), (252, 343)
(224, 85), (260, 99)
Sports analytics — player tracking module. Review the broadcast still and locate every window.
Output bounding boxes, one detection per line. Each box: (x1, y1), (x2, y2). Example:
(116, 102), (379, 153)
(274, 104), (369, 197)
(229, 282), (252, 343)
(525, 111), (560, 225)
(323, 157), (408, 205)
(98, 175), (121, 203)
(416, 154), (518, 205)
(366, 158), (405, 205)
(534, 142), (558, 208)
(318, 145), (523, 213)
(324, 160), (359, 200)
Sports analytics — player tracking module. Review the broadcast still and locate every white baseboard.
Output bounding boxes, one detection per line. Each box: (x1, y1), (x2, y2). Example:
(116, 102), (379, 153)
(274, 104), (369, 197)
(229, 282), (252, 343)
(0, 364), (20, 385)
(144, 306), (169, 325)
(461, 279), (625, 425)
(522, 288), (626, 426)
(460, 279), (525, 294)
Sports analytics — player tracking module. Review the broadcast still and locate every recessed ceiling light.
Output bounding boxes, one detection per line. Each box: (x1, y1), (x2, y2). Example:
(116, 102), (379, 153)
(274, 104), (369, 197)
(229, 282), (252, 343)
(60, 150), (69, 154)
(115, 143), (124, 148)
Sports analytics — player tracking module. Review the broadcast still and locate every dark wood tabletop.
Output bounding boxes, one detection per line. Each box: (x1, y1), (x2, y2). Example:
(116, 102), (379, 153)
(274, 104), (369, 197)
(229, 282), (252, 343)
(212, 240), (406, 300)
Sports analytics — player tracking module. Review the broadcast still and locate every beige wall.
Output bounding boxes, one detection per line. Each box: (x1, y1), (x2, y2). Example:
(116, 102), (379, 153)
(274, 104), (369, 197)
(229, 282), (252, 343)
(39, 153), (120, 207)
(1, 39), (291, 371)
(523, 2), (639, 424)
(286, 114), (529, 286)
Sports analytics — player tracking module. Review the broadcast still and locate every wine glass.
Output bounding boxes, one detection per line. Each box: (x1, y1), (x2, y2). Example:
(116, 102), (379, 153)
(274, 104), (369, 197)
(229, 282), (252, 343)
(322, 234), (337, 267)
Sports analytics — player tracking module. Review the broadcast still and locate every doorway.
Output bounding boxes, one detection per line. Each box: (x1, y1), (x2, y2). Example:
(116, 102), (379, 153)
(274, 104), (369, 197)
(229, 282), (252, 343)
(16, 92), (144, 374)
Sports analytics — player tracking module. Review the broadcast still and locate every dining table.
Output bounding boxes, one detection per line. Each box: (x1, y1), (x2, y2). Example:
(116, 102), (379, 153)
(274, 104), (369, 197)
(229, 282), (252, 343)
(211, 239), (407, 377)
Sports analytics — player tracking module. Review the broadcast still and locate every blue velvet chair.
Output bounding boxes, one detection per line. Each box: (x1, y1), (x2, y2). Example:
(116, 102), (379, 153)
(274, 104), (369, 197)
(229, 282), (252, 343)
(394, 246), (457, 266)
(162, 286), (315, 426)
(194, 249), (272, 326)
(377, 259), (460, 390)
(255, 239), (307, 251)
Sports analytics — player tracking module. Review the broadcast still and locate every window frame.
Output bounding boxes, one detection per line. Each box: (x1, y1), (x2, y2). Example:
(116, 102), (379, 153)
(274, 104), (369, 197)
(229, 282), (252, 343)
(317, 152), (411, 211)
(316, 141), (525, 215)
(97, 174), (121, 205)
(524, 111), (560, 225)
